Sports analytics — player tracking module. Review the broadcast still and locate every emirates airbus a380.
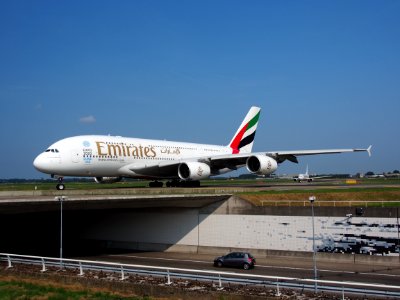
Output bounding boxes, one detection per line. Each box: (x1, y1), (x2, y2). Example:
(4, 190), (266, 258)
(33, 106), (371, 190)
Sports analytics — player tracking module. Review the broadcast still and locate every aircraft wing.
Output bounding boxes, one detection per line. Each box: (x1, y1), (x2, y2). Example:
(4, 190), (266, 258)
(210, 146), (372, 165)
(310, 175), (332, 179)
(120, 161), (183, 178)
(264, 145), (372, 164)
(120, 145), (371, 178)
(121, 154), (250, 178)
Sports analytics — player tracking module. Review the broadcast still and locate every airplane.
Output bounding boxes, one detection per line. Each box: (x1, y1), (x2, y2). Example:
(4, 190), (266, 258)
(293, 165), (330, 182)
(364, 173), (385, 178)
(33, 106), (372, 190)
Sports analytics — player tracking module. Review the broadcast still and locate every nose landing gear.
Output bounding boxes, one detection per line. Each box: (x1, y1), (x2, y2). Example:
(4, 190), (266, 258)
(55, 177), (65, 190)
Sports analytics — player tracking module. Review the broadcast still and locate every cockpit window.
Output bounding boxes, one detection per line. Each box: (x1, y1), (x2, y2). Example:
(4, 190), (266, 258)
(45, 149), (59, 153)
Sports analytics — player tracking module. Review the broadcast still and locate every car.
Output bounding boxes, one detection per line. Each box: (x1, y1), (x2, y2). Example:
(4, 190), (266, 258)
(359, 246), (377, 255)
(213, 252), (256, 270)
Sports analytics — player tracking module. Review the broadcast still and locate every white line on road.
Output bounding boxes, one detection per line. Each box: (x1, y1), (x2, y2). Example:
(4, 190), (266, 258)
(109, 254), (400, 278)
(110, 254), (210, 264)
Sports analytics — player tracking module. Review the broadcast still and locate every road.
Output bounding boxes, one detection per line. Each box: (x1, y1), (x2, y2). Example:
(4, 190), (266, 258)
(76, 251), (400, 287)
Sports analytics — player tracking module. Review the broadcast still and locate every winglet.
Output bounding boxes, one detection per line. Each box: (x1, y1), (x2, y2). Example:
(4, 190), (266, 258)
(367, 145), (372, 157)
(353, 145), (372, 156)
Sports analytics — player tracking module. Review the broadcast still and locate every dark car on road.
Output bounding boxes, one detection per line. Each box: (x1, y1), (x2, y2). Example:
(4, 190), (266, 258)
(213, 252), (256, 270)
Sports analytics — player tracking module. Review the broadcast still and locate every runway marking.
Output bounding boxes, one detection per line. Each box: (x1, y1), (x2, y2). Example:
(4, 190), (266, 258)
(108, 254), (400, 278)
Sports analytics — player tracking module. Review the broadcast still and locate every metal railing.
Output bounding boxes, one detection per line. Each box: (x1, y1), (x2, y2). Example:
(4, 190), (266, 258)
(260, 200), (400, 207)
(1, 253), (400, 298)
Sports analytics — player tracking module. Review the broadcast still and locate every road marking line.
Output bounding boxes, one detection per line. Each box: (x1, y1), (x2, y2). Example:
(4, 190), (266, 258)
(110, 254), (210, 264)
(109, 255), (400, 278)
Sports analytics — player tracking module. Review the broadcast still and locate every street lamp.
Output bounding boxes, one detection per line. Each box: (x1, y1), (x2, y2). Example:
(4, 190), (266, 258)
(309, 195), (318, 293)
(55, 196), (67, 268)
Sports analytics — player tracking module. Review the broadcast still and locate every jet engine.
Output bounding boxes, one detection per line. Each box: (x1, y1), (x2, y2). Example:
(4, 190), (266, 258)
(178, 162), (211, 181)
(94, 176), (122, 184)
(246, 155), (278, 175)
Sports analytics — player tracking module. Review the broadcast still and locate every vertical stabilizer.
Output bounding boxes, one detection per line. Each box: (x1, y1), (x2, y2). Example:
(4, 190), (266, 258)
(305, 165), (309, 176)
(228, 106), (261, 154)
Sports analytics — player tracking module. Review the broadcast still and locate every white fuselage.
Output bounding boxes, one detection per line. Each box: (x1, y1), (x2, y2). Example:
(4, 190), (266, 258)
(294, 173), (312, 182)
(33, 135), (232, 179)
(33, 106), (370, 185)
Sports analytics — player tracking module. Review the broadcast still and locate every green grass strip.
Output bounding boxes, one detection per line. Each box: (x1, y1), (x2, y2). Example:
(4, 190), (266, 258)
(0, 279), (149, 300)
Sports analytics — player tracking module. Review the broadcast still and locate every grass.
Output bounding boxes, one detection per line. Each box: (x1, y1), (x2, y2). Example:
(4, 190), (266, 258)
(0, 178), (398, 191)
(0, 181), (150, 191)
(1, 177), (399, 191)
(238, 187), (400, 206)
(240, 186), (400, 195)
(0, 276), (149, 300)
(0, 179), (271, 191)
(1, 179), (400, 207)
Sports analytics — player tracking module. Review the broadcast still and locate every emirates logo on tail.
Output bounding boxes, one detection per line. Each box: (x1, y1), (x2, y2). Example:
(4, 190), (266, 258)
(229, 107), (260, 154)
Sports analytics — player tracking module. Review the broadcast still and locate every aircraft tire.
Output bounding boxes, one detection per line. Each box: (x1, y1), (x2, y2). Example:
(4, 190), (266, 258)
(167, 180), (179, 187)
(56, 184), (65, 190)
(149, 181), (163, 188)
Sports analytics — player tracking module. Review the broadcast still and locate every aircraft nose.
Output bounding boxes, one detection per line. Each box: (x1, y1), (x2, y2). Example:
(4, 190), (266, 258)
(33, 153), (47, 172)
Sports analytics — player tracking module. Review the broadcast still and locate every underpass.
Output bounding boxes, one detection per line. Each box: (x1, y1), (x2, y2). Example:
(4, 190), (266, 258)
(0, 189), (399, 290)
(0, 193), (231, 256)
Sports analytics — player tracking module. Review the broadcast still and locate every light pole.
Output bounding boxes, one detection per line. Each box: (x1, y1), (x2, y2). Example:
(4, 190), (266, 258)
(56, 196), (66, 268)
(309, 195), (318, 293)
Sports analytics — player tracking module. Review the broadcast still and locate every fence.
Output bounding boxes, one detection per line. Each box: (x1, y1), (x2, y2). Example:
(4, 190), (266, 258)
(260, 200), (400, 207)
(1, 253), (400, 298)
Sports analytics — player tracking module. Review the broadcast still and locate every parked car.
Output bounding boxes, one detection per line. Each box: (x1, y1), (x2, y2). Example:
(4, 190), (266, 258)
(213, 252), (256, 270)
(359, 246), (377, 255)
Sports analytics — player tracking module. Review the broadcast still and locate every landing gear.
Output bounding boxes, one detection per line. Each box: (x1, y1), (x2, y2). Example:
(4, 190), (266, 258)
(166, 180), (180, 187)
(56, 183), (65, 190)
(149, 181), (163, 188)
(166, 180), (200, 188)
(148, 180), (201, 188)
(55, 177), (65, 190)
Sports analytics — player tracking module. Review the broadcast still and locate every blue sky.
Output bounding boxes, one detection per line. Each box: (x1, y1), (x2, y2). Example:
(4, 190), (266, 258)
(0, 0), (399, 178)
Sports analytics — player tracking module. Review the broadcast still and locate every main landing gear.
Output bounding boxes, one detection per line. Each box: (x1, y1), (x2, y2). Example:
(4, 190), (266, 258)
(148, 181), (163, 188)
(149, 180), (200, 188)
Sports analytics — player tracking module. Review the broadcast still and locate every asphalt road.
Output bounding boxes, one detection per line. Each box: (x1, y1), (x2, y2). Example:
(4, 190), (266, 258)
(76, 251), (400, 287)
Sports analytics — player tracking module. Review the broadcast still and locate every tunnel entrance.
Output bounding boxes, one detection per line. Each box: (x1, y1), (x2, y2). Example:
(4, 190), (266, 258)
(0, 210), (126, 257)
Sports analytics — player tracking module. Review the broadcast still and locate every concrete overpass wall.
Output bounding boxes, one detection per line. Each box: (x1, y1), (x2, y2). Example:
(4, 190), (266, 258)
(198, 215), (398, 252)
(1, 193), (398, 257)
(80, 197), (399, 255)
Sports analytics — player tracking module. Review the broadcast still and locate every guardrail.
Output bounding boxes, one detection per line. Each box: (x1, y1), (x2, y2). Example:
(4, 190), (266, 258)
(1, 253), (400, 298)
(260, 200), (400, 207)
